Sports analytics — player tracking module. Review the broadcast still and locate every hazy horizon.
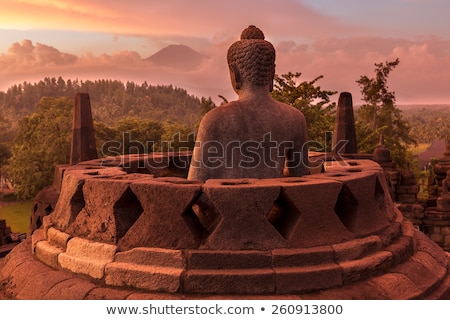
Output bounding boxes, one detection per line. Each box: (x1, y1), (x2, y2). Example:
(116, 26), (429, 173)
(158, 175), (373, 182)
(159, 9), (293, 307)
(1, 0), (450, 105)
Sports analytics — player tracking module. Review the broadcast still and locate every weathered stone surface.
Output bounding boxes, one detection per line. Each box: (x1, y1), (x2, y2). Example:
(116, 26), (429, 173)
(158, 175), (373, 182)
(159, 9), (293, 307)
(275, 264), (343, 293)
(184, 269), (275, 294)
(332, 92), (357, 154)
(186, 250), (271, 269)
(86, 287), (133, 300)
(31, 228), (46, 254)
(51, 167), (126, 230)
(332, 235), (383, 262)
(47, 227), (71, 249)
(273, 177), (354, 247)
(105, 263), (183, 293)
(35, 241), (64, 269)
(368, 273), (422, 299)
(339, 251), (393, 283)
(118, 178), (203, 250)
(70, 93), (98, 165)
(16, 270), (74, 300)
(114, 247), (185, 268)
(414, 230), (449, 267)
(66, 176), (149, 243)
(43, 277), (97, 299)
(2, 260), (51, 299)
(383, 236), (414, 266)
(29, 185), (59, 235)
(58, 237), (117, 279)
(309, 171), (391, 237)
(201, 179), (287, 250)
(272, 246), (335, 267)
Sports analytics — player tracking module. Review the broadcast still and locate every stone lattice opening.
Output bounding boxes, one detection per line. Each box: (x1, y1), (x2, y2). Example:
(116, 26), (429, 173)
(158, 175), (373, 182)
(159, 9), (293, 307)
(182, 206), (208, 243)
(69, 181), (86, 223)
(267, 191), (301, 240)
(375, 176), (387, 210)
(334, 184), (358, 232)
(187, 194), (219, 238)
(45, 205), (53, 215)
(113, 187), (144, 238)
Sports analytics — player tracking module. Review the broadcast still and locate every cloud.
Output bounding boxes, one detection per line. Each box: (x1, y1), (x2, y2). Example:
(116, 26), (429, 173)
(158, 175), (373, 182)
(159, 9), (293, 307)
(1, 34), (450, 105)
(1, 0), (366, 40)
(0, 40), (78, 71)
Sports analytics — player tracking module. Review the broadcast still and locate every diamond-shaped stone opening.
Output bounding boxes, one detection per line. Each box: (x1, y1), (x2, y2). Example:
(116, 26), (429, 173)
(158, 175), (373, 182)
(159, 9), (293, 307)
(333, 184), (358, 232)
(113, 187), (144, 238)
(267, 191), (301, 240)
(69, 181), (86, 223)
(182, 206), (208, 243)
(45, 205), (53, 215)
(188, 194), (220, 233)
(375, 176), (388, 210)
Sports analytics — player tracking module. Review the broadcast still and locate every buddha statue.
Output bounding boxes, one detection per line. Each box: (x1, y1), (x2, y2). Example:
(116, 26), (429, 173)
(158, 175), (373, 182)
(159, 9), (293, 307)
(188, 25), (309, 180)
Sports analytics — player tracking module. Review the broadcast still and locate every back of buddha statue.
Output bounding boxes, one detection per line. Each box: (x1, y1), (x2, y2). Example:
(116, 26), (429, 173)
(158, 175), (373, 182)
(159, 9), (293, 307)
(187, 26), (309, 181)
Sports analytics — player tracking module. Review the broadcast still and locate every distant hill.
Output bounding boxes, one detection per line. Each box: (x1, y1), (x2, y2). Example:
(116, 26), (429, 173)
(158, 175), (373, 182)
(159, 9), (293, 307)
(397, 104), (450, 110)
(145, 44), (206, 70)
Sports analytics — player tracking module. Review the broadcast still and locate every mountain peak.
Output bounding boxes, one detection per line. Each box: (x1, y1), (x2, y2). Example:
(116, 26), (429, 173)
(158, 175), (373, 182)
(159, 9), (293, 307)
(145, 44), (206, 70)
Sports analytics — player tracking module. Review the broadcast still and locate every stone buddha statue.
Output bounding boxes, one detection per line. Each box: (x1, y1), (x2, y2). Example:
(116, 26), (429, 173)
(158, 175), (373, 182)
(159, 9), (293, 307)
(188, 25), (309, 181)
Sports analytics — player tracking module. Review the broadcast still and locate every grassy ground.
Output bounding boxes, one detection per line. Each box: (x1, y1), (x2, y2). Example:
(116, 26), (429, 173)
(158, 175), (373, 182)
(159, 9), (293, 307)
(0, 201), (32, 235)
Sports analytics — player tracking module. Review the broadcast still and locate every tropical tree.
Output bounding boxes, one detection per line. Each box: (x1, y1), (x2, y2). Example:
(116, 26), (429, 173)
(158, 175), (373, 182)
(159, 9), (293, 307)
(271, 72), (337, 148)
(355, 58), (416, 167)
(7, 96), (72, 199)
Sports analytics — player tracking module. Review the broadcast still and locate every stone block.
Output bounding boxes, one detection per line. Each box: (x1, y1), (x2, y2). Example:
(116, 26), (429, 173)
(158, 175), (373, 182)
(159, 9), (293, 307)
(66, 176), (150, 243)
(186, 250), (271, 269)
(368, 273), (422, 299)
(51, 167), (125, 230)
(35, 240), (64, 269)
(309, 170), (391, 236)
(58, 237), (117, 279)
(272, 246), (335, 267)
(339, 251), (393, 283)
(31, 228), (46, 254)
(201, 179), (287, 250)
(274, 177), (354, 247)
(105, 262), (183, 293)
(411, 251), (447, 279)
(275, 264), (343, 294)
(183, 269), (275, 294)
(383, 236), (414, 266)
(118, 178), (203, 250)
(114, 247), (185, 268)
(47, 227), (71, 249)
(332, 236), (383, 262)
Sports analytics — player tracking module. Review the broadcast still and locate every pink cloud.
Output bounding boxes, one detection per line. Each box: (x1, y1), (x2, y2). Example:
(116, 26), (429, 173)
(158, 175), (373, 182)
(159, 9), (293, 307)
(1, 34), (450, 105)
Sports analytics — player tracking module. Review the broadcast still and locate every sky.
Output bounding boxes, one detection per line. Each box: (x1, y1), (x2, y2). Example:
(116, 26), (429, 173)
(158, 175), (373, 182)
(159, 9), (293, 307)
(1, 0), (450, 105)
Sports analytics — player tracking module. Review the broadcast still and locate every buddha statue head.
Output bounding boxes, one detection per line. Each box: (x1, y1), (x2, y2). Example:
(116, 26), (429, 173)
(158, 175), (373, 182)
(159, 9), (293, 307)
(227, 25), (275, 94)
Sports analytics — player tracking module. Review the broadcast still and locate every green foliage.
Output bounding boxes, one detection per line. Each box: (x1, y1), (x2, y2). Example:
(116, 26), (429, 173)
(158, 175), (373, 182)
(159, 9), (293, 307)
(403, 106), (450, 143)
(355, 59), (416, 168)
(7, 97), (73, 200)
(0, 77), (203, 127)
(271, 72), (337, 147)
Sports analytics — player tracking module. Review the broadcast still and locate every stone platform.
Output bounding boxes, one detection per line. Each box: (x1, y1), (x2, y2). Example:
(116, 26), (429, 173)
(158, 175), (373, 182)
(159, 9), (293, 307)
(1, 154), (450, 299)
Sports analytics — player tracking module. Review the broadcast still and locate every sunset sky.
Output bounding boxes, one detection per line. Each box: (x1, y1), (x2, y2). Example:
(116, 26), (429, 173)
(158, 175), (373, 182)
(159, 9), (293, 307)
(1, 0), (450, 105)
